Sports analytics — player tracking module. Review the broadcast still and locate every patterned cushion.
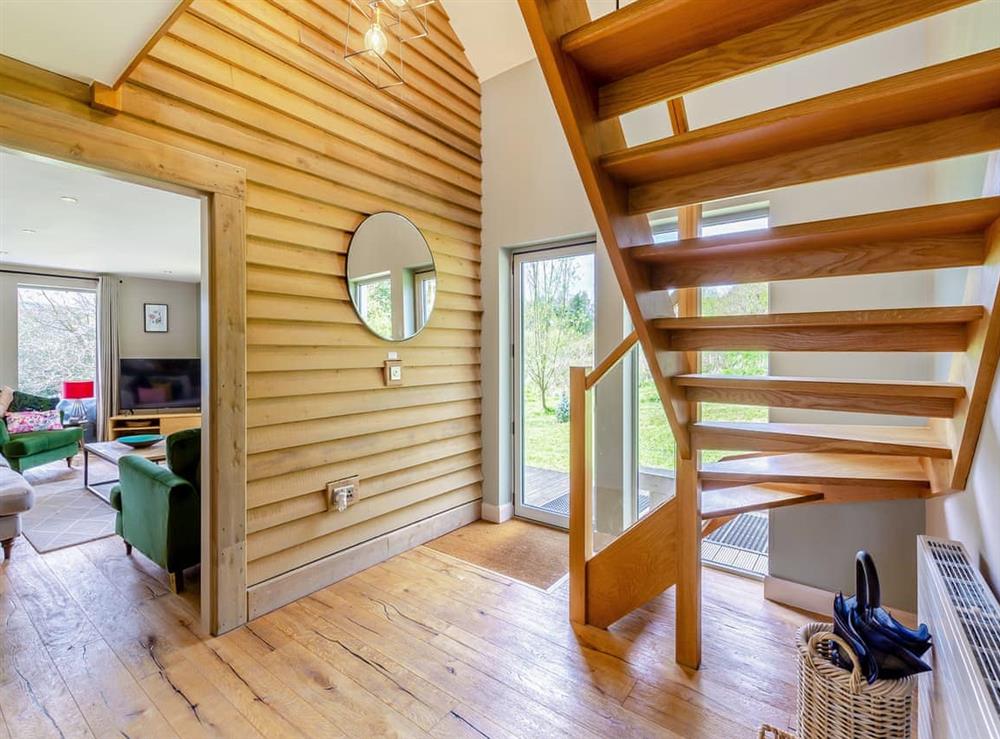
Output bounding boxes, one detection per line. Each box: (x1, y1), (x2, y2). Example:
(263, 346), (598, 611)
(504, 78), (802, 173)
(4, 410), (63, 434)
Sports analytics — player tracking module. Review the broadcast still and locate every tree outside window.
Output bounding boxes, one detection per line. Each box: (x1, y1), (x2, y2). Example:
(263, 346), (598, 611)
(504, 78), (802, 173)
(17, 286), (97, 397)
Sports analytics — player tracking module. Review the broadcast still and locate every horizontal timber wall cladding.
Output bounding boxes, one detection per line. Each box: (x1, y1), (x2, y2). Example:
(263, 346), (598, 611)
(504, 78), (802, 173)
(0, 0), (482, 586)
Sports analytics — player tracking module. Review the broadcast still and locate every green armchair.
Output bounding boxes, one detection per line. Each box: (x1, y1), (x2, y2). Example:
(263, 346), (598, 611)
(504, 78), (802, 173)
(0, 391), (83, 474)
(110, 428), (201, 592)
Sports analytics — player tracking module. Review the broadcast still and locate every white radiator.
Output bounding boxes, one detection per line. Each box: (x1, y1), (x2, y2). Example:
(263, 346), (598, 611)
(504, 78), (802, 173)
(917, 536), (1000, 739)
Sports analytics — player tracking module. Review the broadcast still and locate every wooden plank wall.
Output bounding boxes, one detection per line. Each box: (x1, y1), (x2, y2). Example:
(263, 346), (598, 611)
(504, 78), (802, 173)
(0, 0), (482, 590)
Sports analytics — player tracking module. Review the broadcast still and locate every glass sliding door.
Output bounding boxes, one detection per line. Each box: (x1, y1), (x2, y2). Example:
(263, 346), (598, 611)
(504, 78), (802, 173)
(513, 243), (595, 527)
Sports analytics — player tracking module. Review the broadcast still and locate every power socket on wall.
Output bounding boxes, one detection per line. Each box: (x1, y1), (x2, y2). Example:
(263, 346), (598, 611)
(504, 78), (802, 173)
(326, 476), (360, 512)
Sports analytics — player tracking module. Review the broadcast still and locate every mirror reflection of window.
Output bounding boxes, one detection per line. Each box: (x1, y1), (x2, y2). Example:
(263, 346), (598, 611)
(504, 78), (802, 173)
(414, 268), (436, 331)
(353, 273), (393, 339)
(346, 212), (436, 341)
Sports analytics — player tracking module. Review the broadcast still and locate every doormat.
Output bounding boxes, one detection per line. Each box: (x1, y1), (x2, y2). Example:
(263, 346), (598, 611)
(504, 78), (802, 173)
(426, 519), (568, 590)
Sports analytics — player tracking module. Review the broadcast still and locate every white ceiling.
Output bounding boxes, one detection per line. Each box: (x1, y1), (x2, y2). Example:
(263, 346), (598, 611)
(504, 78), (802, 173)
(0, 0), (178, 85)
(441, 0), (623, 81)
(0, 151), (202, 281)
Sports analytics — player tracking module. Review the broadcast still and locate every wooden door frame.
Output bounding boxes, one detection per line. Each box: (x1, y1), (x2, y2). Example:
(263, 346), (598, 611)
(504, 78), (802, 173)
(0, 94), (248, 634)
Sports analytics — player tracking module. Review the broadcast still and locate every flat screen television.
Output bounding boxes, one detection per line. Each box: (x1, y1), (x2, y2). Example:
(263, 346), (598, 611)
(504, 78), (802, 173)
(120, 358), (201, 412)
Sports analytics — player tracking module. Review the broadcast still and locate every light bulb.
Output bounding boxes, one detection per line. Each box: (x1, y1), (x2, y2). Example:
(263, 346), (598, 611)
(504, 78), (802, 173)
(364, 21), (388, 56)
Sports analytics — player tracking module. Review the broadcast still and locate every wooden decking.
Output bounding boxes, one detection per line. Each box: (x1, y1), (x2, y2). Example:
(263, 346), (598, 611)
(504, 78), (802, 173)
(1, 530), (814, 737)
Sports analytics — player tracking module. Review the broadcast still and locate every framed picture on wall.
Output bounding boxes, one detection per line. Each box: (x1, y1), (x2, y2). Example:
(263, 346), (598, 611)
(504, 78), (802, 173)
(144, 303), (168, 333)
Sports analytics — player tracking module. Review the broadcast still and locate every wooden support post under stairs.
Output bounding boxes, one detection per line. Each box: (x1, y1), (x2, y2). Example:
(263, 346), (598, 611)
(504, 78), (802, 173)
(672, 119), (702, 668)
(675, 456), (701, 669)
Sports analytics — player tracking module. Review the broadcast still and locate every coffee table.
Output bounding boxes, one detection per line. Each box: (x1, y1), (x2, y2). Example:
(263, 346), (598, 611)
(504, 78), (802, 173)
(84, 440), (166, 503)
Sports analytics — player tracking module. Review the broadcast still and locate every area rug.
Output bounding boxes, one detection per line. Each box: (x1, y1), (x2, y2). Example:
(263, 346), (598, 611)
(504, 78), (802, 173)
(21, 456), (117, 553)
(426, 519), (568, 590)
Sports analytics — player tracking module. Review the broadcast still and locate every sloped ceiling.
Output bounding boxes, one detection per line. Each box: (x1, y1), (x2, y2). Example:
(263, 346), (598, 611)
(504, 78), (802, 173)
(442, 0), (622, 81)
(0, 0), (178, 85)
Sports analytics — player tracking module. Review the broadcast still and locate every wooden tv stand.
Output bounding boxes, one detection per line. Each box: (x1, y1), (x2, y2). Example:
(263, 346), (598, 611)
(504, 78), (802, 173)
(106, 413), (201, 440)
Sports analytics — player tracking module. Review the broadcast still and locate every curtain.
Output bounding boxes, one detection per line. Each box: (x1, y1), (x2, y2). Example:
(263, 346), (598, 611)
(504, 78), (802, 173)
(96, 275), (119, 440)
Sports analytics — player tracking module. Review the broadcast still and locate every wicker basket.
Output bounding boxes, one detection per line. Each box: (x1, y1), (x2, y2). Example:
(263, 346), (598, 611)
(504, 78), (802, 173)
(758, 725), (796, 739)
(796, 622), (915, 739)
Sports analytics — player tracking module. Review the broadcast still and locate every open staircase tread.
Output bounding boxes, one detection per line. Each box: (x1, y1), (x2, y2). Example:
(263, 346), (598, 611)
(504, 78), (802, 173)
(561, 0), (820, 82)
(630, 197), (1000, 263)
(701, 484), (824, 519)
(674, 374), (966, 397)
(693, 421), (951, 458)
(653, 306), (983, 329)
(563, 0), (980, 118)
(700, 452), (931, 488)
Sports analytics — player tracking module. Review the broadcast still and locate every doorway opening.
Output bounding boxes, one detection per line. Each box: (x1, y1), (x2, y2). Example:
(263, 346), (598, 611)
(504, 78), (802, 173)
(512, 241), (596, 528)
(1, 144), (227, 626)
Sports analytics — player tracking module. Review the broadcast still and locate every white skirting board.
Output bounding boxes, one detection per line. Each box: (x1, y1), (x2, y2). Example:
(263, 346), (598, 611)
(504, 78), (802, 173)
(481, 500), (513, 523)
(247, 500), (481, 619)
(764, 575), (918, 627)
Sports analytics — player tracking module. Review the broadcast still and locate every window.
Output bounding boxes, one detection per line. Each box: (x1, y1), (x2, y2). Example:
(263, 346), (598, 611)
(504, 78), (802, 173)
(17, 285), (97, 396)
(353, 273), (393, 338)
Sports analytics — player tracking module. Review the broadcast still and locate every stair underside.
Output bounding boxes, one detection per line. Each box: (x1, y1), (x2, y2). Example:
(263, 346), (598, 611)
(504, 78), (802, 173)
(701, 484), (824, 519)
(653, 305), (983, 352)
(599, 50), (1000, 213)
(675, 374), (965, 418)
(630, 197), (1000, 289)
(693, 421), (951, 458)
(562, 0), (979, 119)
(700, 453), (930, 492)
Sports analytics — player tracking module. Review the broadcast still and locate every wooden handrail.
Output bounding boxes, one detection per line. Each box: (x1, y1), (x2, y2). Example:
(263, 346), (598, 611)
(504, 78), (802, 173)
(585, 330), (638, 389)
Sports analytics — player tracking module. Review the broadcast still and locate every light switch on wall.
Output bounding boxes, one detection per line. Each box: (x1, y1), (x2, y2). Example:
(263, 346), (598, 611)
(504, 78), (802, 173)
(384, 358), (402, 386)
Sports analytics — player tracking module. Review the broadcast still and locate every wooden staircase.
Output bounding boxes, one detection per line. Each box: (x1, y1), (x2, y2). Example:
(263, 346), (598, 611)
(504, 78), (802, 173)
(519, 0), (1000, 669)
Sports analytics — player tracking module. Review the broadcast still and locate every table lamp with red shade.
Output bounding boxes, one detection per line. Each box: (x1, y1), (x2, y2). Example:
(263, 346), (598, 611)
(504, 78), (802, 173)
(62, 380), (94, 425)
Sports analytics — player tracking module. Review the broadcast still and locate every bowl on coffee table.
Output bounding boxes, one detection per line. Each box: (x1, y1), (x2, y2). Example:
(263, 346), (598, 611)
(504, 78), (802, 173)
(118, 434), (164, 449)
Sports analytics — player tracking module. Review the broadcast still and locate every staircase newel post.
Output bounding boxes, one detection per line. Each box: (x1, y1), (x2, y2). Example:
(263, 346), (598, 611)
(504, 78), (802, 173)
(569, 365), (593, 625)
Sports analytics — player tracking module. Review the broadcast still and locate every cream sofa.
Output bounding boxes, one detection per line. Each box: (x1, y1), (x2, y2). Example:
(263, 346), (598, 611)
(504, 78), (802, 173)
(0, 455), (34, 560)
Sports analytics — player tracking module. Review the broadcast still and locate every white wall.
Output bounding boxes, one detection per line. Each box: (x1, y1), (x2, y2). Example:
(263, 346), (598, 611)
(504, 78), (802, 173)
(481, 59), (599, 521)
(117, 276), (200, 358)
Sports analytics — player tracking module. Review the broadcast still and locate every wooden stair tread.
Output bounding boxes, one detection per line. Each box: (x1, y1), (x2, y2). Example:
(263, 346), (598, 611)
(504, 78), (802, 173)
(693, 421), (951, 458)
(653, 306), (983, 329)
(630, 197), (999, 289)
(651, 306), (983, 352)
(700, 453), (930, 488)
(701, 484), (824, 519)
(573, 0), (980, 119)
(675, 375), (965, 397)
(605, 50), (1000, 211)
(561, 0), (822, 83)
(676, 375), (965, 418)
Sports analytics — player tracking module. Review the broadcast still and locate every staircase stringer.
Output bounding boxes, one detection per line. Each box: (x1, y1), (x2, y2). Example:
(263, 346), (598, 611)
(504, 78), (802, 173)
(942, 204), (1000, 490)
(517, 0), (693, 458)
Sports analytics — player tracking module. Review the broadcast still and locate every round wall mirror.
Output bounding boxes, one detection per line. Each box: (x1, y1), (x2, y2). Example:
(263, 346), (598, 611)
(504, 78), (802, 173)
(346, 212), (437, 341)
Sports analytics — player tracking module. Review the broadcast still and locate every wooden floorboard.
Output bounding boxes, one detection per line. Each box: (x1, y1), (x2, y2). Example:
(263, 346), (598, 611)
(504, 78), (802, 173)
(0, 529), (813, 737)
